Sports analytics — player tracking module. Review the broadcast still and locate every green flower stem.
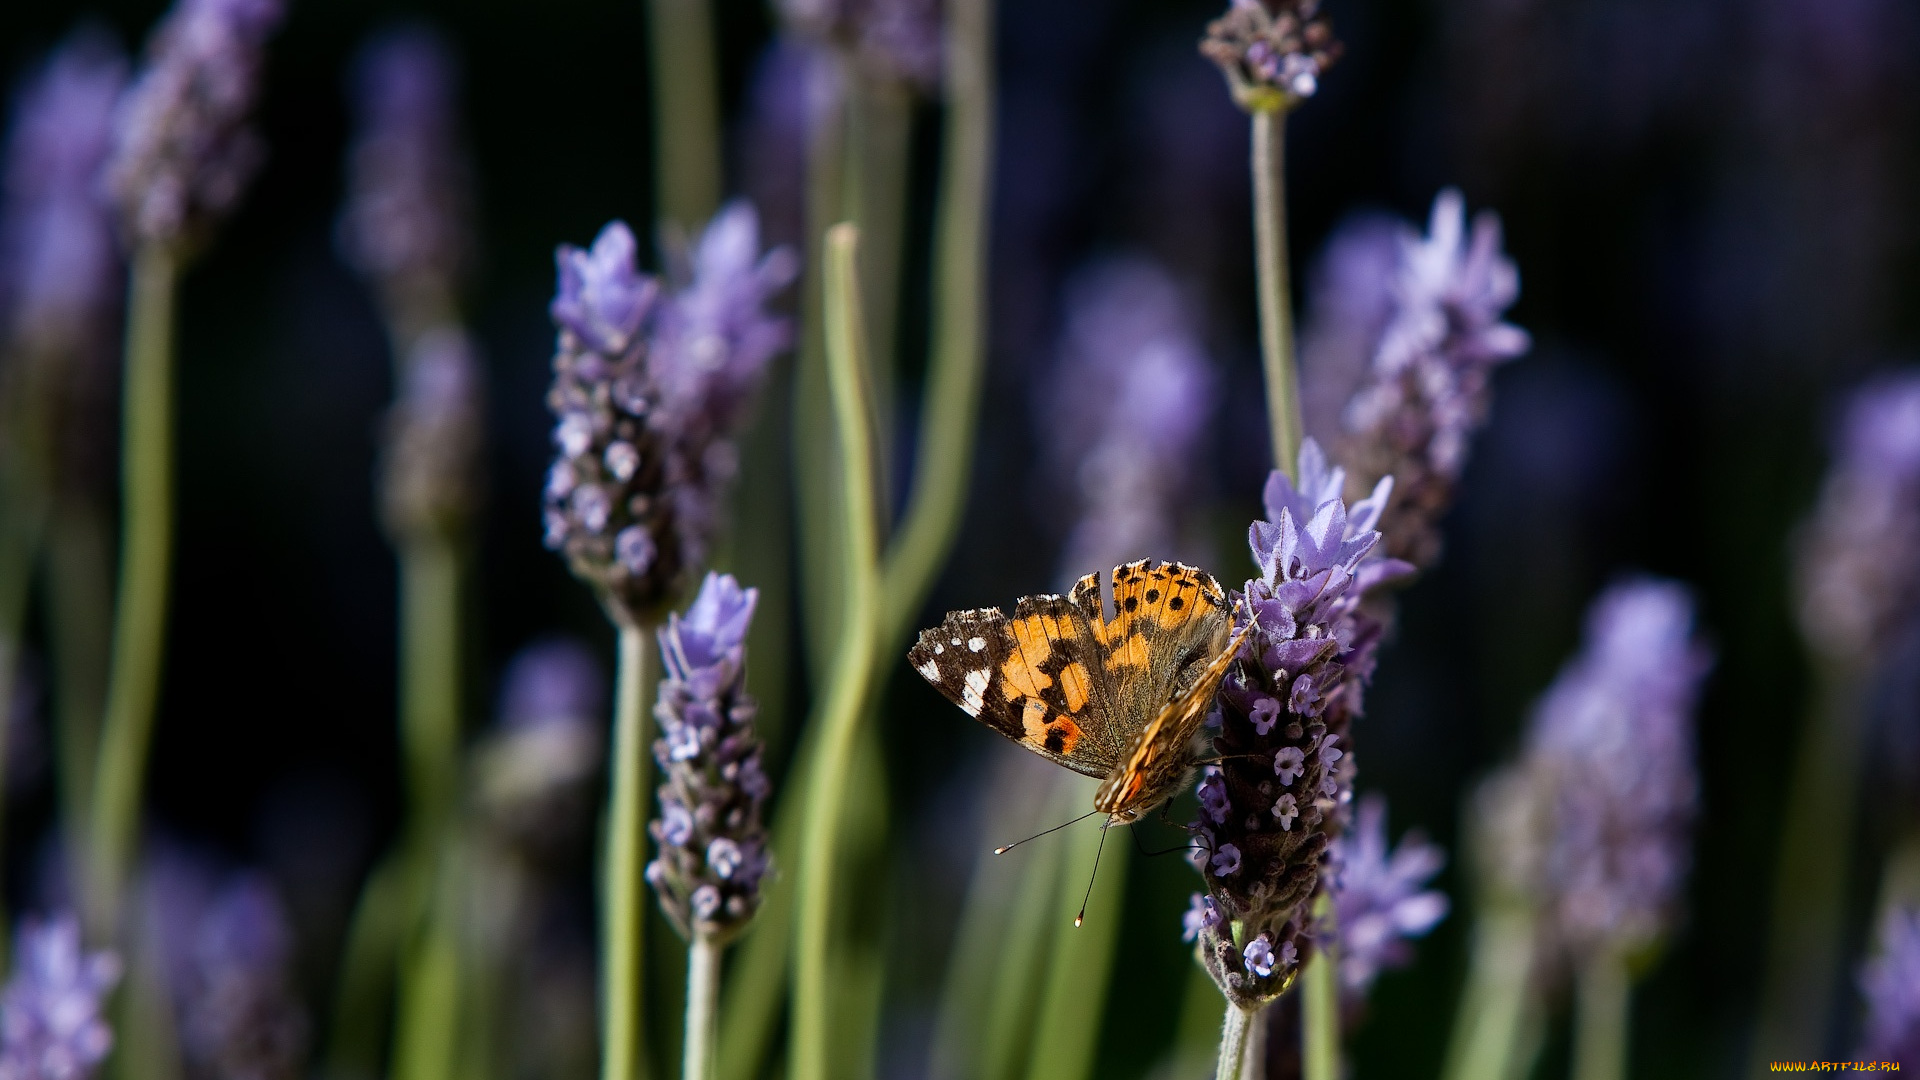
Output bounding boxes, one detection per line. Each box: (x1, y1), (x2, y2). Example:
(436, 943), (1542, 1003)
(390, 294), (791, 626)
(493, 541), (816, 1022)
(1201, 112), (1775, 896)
(846, 72), (913, 467)
(1023, 782), (1129, 1080)
(1571, 947), (1629, 1080)
(878, 0), (995, 649)
(1440, 904), (1542, 1080)
(645, 0), (721, 231)
(605, 624), (655, 1080)
(1749, 665), (1868, 1068)
(682, 937), (721, 1080)
(322, 850), (410, 1080)
(45, 497), (113, 880)
(400, 540), (463, 848)
(1301, 891), (1339, 1080)
(1217, 1005), (1254, 1080)
(789, 223), (884, 1080)
(394, 841), (465, 1080)
(1249, 107), (1302, 483)
(86, 242), (179, 940)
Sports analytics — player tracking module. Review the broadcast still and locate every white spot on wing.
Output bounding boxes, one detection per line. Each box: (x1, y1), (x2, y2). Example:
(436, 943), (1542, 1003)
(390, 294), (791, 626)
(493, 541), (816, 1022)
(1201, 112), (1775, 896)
(932, 643), (944, 654)
(916, 660), (941, 683)
(960, 668), (990, 716)
(968, 637), (987, 653)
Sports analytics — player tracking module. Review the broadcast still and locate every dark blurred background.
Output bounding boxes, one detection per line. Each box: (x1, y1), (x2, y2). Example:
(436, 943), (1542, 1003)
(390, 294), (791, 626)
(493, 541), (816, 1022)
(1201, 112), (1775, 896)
(3, 1), (1918, 1077)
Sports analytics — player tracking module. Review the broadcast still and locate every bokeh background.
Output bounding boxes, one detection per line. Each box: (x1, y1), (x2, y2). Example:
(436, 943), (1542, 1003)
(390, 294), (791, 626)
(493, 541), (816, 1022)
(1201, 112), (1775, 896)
(3, 1), (1918, 1077)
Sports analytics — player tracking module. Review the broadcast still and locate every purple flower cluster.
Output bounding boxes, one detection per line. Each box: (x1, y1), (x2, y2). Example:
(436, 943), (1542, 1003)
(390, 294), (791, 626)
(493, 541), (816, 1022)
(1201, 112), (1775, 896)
(474, 638), (606, 855)
(1859, 905), (1920, 1063)
(338, 25), (474, 325)
(105, 0), (284, 251)
(0, 34), (126, 357)
(1310, 190), (1531, 570)
(0, 915), (120, 1080)
(1190, 439), (1411, 1008)
(1794, 373), (1920, 669)
(379, 327), (484, 544)
(1325, 795), (1448, 997)
(1038, 257), (1218, 577)
(645, 573), (772, 943)
(1524, 578), (1710, 958)
(779, 0), (945, 88)
(542, 204), (795, 625)
(1200, 0), (1342, 113)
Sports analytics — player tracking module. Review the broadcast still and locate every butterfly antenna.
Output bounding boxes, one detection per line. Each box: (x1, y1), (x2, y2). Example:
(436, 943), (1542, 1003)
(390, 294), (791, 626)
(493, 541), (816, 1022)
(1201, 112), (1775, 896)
(993, 809), (1101, 855)
(1074, 819), (1112, 928)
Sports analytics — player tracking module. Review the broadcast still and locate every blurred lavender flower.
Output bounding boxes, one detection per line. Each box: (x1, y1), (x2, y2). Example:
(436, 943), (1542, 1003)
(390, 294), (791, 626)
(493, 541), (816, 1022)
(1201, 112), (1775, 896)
(143, 857), (306, 1080)
(543, 203), (795, 624)
(1314, 190), (1531, 570)
(779, 0), (945, 89)
(1200, 0), (1342, 113)
(105, 0), (284, 251)
(474, 638), (606, 854)
(1525, 578), (1710, 959)
(379, 327), (484, 544)
(337, 25), (473, 325)
(1298, 215), (1403, 453)
(0, 33), (126, 358)
(1794, 373), (1920, 670)
(1191, 439), (1411, 1008)
(1324, 795), (1448, 998)
(0, 914), (120, 1080)
(1037, 257), (1218, 577)
(1859, 905), (1920, 1062)
(645, 573), (771, 943)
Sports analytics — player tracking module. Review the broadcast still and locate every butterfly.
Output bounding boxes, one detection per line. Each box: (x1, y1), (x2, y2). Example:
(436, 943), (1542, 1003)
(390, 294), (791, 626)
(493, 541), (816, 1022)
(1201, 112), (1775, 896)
(908, 559), (1250, 823)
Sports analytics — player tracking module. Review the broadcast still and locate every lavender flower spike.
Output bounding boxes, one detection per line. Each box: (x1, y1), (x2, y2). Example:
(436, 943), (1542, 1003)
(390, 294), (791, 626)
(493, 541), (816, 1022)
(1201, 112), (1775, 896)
(1191, 439), (1410, 1008)
(1527, 577), (1711, 959)
(106, 0), (285, 251)
(0, 914), (121, 1080)
(1332, 189), (1531, 570)
(1859, 904), (1920, 1063)
(1326, 795), (1448, 998)
(379, 327), (484, 544)
(474, 638), (606, 853)
(778, 0), (945, 89)
(0, 33), (126, 357)
(1200, 0), (1342, 113)
(1794, 372), (1920, 669)
(544, 204), (794, 624)
(645, 572), (771, 943)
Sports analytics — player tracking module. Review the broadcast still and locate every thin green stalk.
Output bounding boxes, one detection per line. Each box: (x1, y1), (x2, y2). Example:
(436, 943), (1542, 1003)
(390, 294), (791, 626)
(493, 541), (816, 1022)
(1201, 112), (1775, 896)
(879, 0), (995, 648)
(87, 242), (179, 940)
(1217, 1005), (1254, 1080)
(1749, 666), (1867, 1067)
(846, 71), (913, 472)
(1440, 904), (1541, 1080)
(1022, 787), (1129, 1080)
(683, 938), (720, 1080)
(400, 541), (463, 846)
(976, 823), (1063, 1080)
(323, 852), (410, 1080)
(645, 0), (721, 231)
(46, 497), (113, 876)
(1301, 940), (1338, 1080)
(1571, 948), (1629, 1080)
(393, 887), (462, 1080)
(789, 223), (884, 1080)
(605, 625), (655, 1080)
(1249, 108), (1301, 483)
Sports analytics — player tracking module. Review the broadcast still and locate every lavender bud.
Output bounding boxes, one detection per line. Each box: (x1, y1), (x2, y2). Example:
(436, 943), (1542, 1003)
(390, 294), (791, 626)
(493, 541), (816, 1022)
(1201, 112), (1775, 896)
(474, 639), (606, 854)
(1794, 373), (1920, 670)
(1200, 0), (1342, 114)
(779, 0), (945, 89)
(542, 204), (793, 624)
(0, 33), (126, 359)
(1324, 795), (1448, 999)
(648, 573), (772, 943)
(106, 0), (285, 251)
(1526, 578), (1711, 959)
(152, 870), (307, 1080)
(338, 25), (474, 329)
(379, 327), (484, 543)
(1859, 905), (1920, 1062)
(0, 914), (121, 1080)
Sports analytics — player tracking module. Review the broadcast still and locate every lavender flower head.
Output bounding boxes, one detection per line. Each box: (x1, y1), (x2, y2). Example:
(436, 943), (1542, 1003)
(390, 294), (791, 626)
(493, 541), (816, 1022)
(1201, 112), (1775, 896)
(380, 327), (484, 544)
(0, 34), (126, 357)
(1190, 439), (1411, 1007)
(1525, 578), (1710, 959)
(1794, 373), (1920, 669)
(1039, 257), (1218, 576)
(0, 915), (120, 1080)
(105, 0), (284, 252)
(543, 203), (795, 625)
(779, 0), (945, 89)
(1200, 0), (1342, 113)
(645, 573), (771, 943)
(338, 25), (474, 329)
(475, 638), (606, 854)
(1325, 795), (1448, 997)
(1859, 904), (1920, 1063)
(1326, 190), (1531, 570)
